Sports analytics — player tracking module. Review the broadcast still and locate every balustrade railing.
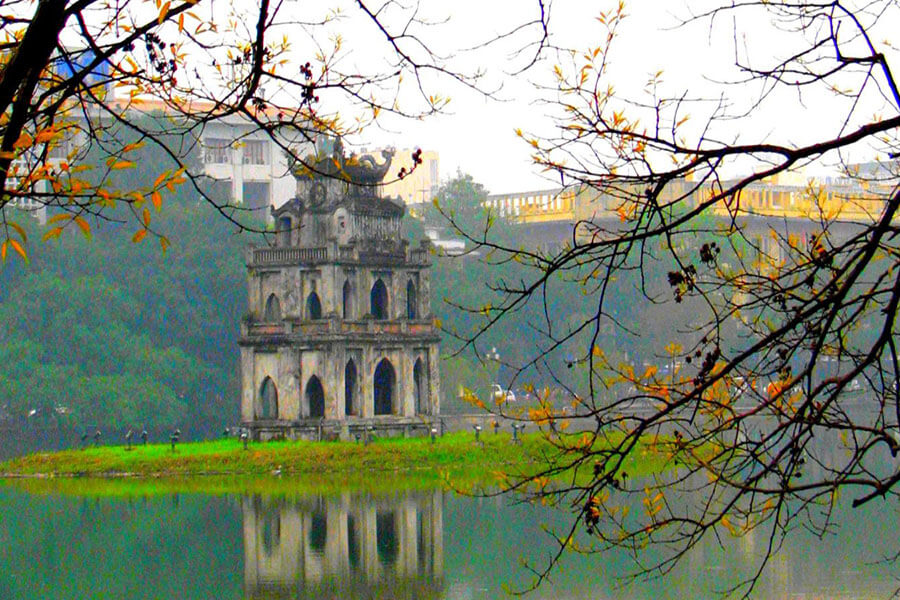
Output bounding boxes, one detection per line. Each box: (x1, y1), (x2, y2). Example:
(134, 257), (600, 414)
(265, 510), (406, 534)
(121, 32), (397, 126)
(244, 318), (435, 337)
(250, 246), (328, 265)
(250, 244), (429, 266)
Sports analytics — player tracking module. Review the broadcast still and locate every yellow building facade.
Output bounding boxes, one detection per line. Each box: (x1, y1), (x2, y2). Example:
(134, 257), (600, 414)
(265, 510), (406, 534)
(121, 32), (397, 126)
(487, 169), (894, 229)
(379, 149), (440, 207)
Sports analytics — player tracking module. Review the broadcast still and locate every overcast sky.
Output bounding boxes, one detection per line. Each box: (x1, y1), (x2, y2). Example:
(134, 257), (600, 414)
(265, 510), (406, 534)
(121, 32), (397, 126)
(340, 1), (899, 194)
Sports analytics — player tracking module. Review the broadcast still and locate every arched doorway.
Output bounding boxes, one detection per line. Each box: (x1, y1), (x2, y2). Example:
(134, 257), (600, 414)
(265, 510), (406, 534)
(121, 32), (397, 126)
(414, 358), (426, 414)
(259, 376), (278, 419)
(306, 292), (322, 320)
(264, 294), (281, 321)
(370, 279), (388, 320)
(343, 280), (353, 319)
(373, 358), (395, 415)
(345, 359), (357, 416)
(406, 280), (417, 319)
(306, 375), (325, 418)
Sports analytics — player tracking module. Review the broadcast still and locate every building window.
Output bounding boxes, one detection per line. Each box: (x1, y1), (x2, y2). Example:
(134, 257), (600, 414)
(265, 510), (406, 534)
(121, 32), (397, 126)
(264, 294), (282, 321)
(306, 376), (325, 418)
(406, 280), (417, 320)
(371, 279), (388, 320)
(243, 140), (269, 165)
(374, 358), (396, 415)
(276, 216), (292, 247)
(343, 280), (353, 319)
(345, 360), (357, 416)
(242, 181), (270, 211)
(258, 377), (278, 420)
(306, 292), (322, 320)
(203, 138), (231, 164)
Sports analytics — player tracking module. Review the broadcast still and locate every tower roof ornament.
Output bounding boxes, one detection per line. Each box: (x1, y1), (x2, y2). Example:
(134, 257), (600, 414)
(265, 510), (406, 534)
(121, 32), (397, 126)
(291, 138), (395, 188)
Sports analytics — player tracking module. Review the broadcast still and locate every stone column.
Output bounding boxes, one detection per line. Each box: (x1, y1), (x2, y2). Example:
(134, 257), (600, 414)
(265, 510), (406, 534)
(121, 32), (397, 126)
(401, 351), (414, 417)
(362, 348), (374, 418)
(428, 343), (441, 415)
(240, 348), (255, 423)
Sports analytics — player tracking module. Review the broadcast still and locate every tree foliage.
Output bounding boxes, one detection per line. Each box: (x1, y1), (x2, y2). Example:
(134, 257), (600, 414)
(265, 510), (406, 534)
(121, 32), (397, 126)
(451, 1), (900, 595)
(0, 0), (548, 255)
(0, 129), (252, 429)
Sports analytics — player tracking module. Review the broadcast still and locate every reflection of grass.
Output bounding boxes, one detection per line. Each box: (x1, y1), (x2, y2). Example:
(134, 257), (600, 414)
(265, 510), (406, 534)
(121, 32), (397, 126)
(0, 431), (675, 497)
(0, 472), (454, 498)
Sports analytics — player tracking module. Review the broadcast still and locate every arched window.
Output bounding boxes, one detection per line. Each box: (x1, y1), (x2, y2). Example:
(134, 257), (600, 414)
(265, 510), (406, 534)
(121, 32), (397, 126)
(406, 280), (417, 320)
(306, 375), (325, 418)
(345, 360), (357, 416)
(264, 294), (281, 322)
(343, 280), (353, 320)
(414, 358), (426, 414)
(276, 216), (292, 247)
(259, 376), (278, 419)
(373, 358), (396, 415)
(371, 279), (388, 320)
(306, 292), (322, 320)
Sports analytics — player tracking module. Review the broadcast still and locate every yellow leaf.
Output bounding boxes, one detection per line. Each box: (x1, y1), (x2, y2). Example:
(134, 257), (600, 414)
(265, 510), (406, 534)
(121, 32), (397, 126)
(9, 239), (27, 262)
(158, 0), (171, 24)
(122, 141), (146, 153)
(152, 170), (170, 189)
(0, 241), (6, 262)
(34, 128), (56, 143)
(42, 227), (63, 241)
(132, 229), (147, 243)
(110, 160), (135, 170)
(13, 133), (33, 150)
(8, 221), (26, 242)
(142, 207), (151, 227)
(47, 214), (71, 225)
(159, 236), (170, 253)
(74, 216), (91, 238)
(131, 191), (144, 206)
(178, 13), (184, 32)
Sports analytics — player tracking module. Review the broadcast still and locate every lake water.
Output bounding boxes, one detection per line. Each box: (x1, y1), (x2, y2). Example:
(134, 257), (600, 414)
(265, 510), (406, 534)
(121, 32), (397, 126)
(0, 480), (897, 599)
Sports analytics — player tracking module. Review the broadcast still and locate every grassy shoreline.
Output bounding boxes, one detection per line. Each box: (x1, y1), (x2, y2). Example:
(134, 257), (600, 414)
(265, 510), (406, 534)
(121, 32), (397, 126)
(0, 432), (551, 480)
(0, 431), (670, 498)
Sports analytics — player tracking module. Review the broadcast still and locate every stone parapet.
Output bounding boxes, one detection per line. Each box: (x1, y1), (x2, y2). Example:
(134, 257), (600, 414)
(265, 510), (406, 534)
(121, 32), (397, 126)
(241, 317), (439, 343)
(246, 416), (436, 442)
(248, 242), (431, 269)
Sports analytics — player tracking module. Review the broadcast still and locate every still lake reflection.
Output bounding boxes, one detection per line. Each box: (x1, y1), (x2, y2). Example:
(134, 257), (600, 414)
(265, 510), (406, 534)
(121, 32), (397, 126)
(0, 482), (897, 599)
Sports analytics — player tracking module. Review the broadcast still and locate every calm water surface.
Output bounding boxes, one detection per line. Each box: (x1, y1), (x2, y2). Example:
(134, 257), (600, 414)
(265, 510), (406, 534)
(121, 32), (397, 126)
(0, 482), (897, 599)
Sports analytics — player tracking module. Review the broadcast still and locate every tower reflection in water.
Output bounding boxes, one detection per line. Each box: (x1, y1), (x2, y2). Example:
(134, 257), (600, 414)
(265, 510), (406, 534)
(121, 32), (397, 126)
(242, 490), (443, 599)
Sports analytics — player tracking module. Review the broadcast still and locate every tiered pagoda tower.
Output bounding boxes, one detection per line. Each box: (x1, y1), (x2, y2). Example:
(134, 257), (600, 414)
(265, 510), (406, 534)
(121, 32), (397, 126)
(239, 143), (440, 440)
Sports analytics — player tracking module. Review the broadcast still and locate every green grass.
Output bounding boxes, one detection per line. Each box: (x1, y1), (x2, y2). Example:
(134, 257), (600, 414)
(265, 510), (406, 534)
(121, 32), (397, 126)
(0, 432), (546, 478)
(0, 431), (674, 497)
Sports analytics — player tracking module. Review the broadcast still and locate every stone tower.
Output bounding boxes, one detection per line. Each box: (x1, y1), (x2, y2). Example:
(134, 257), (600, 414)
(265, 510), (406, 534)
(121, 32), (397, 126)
(239, 142), (440, 440)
